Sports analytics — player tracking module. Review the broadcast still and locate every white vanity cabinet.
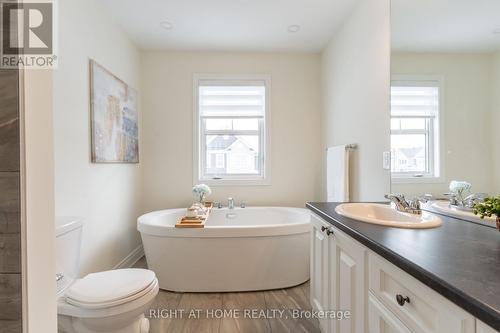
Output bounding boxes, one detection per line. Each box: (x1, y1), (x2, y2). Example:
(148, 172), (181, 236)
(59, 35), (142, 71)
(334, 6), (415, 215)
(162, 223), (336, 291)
(310, 215), (331, 332)
(310, 214), (367, 333)
(310, 213), (493, 333)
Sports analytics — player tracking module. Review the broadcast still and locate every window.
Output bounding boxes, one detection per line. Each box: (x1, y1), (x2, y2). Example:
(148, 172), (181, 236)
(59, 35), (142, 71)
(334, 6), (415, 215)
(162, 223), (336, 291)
(194, 75), (270, 185)
(390, 77), (442, 182)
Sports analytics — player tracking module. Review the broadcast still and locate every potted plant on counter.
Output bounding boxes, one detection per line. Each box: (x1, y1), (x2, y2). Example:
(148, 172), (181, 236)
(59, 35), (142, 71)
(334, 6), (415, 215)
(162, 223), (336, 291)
(473, 196), (500, 231)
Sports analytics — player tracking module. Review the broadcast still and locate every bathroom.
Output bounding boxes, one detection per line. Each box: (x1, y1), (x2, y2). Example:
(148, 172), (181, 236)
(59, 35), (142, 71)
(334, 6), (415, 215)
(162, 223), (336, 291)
(0, 0), (499, 332)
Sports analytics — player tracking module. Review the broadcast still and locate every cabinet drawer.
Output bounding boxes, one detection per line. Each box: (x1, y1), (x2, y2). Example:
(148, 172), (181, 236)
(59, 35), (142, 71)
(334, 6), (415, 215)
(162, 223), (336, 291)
(369, 253), (474, 333)
(368, 292), (412, 333)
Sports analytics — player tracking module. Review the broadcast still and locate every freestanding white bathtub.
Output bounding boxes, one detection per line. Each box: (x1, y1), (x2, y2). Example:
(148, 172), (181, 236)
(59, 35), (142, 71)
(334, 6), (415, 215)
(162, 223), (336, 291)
(137, 207), (311, 292)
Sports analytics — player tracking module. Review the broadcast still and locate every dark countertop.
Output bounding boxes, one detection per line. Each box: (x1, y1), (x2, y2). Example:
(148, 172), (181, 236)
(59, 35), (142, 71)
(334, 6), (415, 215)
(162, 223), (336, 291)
(306, 202), (500, 330)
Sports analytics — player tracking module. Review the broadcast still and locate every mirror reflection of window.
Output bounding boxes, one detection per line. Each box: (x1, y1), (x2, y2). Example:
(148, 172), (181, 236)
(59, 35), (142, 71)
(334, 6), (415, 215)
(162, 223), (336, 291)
(390, 78), (442, 183)
(391, 0), (500, 198)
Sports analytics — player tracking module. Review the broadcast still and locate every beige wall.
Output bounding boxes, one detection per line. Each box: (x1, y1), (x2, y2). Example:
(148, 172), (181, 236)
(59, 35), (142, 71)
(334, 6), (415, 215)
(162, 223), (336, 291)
(140, 51), (322, 210)
(391, 53), (495, 197)
(492, 52), (500, 194)
(53, 0), (143, 275)
(320, 0), (391, 201)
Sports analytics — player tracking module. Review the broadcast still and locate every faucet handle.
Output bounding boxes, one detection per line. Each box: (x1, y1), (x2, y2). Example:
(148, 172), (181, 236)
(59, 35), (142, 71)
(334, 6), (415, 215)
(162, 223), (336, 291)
(385, 193), (405, 200)
(443, 193), (458, 205)
(214, 202), (223, 209)
(416, 194), (432, 203)
(240, 201), (247, 208)
(409, 198), (422, 209)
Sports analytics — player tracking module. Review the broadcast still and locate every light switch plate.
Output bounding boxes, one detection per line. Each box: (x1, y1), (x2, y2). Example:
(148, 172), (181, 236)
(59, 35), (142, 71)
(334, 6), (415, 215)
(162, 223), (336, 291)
(383, 151), (391, 170)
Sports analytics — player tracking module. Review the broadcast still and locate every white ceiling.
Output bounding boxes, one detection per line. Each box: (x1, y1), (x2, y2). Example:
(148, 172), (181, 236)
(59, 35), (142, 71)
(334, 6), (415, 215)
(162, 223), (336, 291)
(100, 0), (358, 52)
(392, 0), (500, 53)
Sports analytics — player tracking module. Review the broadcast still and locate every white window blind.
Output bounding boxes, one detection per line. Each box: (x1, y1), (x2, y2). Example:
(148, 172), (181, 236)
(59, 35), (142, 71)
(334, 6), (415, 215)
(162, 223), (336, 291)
(199, 85), (266, 118)
(194, 75), (271, 185)
(391, 83), (439, 118)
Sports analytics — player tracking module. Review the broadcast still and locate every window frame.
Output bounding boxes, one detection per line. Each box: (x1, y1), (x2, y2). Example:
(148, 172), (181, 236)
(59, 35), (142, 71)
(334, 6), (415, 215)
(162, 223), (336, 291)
(193, 74), (271, 186)
(390, 75), (445, 184)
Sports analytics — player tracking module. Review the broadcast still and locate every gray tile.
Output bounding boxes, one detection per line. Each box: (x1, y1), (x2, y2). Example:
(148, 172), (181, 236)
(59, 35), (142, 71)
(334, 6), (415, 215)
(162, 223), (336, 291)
(0, 173), (20, 235)
(0, 234), (21, 273)
(166, 318), (220, 333)
(0, 274), (21, 321)
(135, 256), (317, 333)
(0, 319), (22, 333)
(0, 120), (19, 172)
(264, 285), (320, 333)
(147, 290), (183, 333)
(0, 70), (19, 172)
(220, 292), (271, 333)
(163, 293), (223, 333)
(177, 293), (223, 311)
(0, 71), (18, 126)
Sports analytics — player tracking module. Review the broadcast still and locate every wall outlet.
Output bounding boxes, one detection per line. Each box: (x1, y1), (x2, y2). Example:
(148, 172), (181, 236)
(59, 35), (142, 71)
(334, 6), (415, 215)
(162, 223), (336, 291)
(383, 151), (391, 170)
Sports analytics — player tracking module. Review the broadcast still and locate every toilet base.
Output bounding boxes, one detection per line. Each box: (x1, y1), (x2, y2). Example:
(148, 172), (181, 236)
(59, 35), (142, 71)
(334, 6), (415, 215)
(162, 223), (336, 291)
(58, 313), (150, 333)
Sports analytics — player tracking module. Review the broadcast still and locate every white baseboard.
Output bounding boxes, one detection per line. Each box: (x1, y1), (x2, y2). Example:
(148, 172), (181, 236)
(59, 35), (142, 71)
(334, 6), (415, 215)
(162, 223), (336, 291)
(113, 245), (144, 269)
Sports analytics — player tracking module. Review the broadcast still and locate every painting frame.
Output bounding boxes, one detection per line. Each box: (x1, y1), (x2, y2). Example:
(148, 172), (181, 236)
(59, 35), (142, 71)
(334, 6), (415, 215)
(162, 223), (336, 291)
(89, 59), (139, 163)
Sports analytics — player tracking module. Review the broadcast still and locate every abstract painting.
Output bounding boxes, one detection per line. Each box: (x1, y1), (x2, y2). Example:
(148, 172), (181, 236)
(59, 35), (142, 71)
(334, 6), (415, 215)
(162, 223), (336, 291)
(90, 60), (139, 163)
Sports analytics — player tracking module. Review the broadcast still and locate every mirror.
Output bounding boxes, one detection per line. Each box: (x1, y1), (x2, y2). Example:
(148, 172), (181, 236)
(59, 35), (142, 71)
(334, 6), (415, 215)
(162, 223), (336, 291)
(390, 0), (500, 207)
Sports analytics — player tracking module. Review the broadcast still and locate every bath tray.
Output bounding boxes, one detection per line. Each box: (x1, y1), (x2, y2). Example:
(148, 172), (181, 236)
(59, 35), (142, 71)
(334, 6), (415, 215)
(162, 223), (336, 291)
(175, 202), (213, 228)
(175, 217), (206, 228)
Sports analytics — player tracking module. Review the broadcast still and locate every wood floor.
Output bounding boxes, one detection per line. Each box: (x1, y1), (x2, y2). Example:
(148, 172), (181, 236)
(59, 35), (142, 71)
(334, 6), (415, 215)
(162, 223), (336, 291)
(134, 257), (320, 333)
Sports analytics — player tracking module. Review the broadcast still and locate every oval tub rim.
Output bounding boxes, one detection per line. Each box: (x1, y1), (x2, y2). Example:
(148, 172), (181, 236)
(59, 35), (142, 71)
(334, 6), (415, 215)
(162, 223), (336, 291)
(137, 206), (311, 238)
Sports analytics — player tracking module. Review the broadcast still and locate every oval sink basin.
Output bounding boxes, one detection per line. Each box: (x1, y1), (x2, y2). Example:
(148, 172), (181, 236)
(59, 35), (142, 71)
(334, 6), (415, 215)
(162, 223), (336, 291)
(335, 203), (442, 229)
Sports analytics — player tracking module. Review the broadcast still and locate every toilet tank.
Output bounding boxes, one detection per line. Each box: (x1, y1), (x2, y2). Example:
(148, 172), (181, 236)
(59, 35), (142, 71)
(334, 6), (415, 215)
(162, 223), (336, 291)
(55, 217), (83, 295)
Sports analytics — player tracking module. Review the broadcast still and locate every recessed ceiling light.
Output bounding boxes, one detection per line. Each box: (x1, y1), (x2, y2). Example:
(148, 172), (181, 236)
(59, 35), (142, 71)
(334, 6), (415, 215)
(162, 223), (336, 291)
(493, 28), (500, 34)
(287, 25), (301, 33)
(160, 21), (173, 30)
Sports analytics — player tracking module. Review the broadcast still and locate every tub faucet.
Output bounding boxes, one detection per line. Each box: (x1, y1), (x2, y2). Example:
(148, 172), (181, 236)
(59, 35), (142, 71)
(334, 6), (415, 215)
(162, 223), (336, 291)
(228, 197), (235, 210)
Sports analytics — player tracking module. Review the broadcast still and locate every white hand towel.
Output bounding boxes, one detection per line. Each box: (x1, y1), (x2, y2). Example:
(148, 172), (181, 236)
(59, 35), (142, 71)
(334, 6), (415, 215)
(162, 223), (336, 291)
(327, 145), (350, 202)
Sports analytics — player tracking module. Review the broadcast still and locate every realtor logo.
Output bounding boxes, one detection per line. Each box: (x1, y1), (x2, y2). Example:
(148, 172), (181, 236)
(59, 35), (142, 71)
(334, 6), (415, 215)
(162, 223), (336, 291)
(1, 0), (57, 68)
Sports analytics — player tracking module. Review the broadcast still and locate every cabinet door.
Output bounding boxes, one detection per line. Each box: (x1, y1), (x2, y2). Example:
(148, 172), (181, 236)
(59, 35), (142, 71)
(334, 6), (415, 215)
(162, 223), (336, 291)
(368, 293), (412, 333)
(328, 226), (367, 333)
(310, 215), (330, 332)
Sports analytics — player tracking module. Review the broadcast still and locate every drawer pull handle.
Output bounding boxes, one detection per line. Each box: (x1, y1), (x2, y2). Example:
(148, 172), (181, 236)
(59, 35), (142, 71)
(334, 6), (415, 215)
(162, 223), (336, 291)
(396, 294), (410, 306)
(321, 226), (328, 232)
(326, 229), (334, 236)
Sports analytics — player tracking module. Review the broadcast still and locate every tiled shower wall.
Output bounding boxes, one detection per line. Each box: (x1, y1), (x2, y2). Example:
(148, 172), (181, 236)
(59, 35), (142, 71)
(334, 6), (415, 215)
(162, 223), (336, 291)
(0, 69), (22, 332)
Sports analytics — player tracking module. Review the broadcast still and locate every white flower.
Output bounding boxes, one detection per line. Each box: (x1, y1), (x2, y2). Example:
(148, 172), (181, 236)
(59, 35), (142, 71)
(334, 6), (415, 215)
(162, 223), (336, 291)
(449, 181), (472, 194)
(192, 184), (212, 202)
(192, 184), (212, 196)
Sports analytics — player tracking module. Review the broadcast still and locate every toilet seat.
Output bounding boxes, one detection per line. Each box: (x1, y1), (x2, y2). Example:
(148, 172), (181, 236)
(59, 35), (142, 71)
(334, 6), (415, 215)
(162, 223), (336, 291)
(57, 277), (159, 318)
(65, 268), (156, 309)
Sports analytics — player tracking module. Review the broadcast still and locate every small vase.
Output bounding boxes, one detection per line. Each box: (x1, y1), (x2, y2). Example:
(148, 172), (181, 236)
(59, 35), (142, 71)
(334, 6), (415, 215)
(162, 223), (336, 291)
(497, 217), (500, 232)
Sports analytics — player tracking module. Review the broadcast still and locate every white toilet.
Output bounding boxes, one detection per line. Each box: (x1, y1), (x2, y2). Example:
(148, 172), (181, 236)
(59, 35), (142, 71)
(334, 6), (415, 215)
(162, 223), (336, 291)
(55, 217), (159, 333)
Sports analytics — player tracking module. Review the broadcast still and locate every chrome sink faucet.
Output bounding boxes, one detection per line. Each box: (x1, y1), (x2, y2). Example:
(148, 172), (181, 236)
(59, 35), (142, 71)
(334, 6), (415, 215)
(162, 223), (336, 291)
(385, 194), (429, 215)
(463, 193), (487, 208)
(228, 197), (235, 210)
(445, 192), (487, 210)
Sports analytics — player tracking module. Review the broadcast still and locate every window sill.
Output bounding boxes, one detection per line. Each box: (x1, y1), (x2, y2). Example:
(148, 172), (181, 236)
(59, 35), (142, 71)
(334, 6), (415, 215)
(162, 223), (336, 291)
(391, 176), (445, 184)
(196, 178), (271, 187)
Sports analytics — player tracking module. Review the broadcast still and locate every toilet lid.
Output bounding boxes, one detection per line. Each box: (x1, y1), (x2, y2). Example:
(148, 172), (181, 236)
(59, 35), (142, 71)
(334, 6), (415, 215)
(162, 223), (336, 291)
(65, 268), (156, 309)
